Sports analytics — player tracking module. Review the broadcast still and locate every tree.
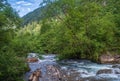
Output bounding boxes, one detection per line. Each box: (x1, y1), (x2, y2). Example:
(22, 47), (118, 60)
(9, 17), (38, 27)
(39, 0), (118, 61)
(0, 0), (27, 81)
(0, 0), (21, 48)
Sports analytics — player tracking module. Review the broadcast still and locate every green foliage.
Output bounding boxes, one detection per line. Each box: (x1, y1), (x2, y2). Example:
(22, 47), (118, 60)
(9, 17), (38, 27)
(12, 21), (44, 54)
(0, 0), (21, 28)
(15, 0), (120, 63)
(0, 0), (27, 81)
(38, 0), (120, 61)
(0, 47), (27, 81)
(22, 7), (43, 25)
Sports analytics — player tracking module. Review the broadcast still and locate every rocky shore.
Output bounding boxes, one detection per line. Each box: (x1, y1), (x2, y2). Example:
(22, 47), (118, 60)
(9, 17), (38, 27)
(24, 53), (120, 81)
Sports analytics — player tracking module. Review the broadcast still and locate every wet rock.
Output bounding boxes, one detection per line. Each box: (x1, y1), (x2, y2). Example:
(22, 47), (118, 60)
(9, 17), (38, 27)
(114, 55), (120, 63)
(79, 77), (98, 81)
(112, 65), (120, 69)
(46, 65), (63, 80)
(96, 69), (113, 75)
(97, 67), (120, 75)
(28, 69), (41, 81)
(32, 76), (39, 81)
(112, 65), (120, 74)
(99, 52), (120, 64)
(114, 69), (120, 74)
(26, 57), (38, 62)
(28, 72), (35, 81)
(35, 69), (42, 77)
(100, 54), (114, 63)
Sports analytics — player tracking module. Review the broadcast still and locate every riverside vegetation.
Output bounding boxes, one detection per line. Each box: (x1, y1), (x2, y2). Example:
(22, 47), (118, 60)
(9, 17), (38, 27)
(0, 0), (29, 81)
(0, 0), (120, 81)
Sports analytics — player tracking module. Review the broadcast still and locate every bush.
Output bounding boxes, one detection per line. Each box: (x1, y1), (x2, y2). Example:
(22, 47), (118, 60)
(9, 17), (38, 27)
(0, 46), (28, 81)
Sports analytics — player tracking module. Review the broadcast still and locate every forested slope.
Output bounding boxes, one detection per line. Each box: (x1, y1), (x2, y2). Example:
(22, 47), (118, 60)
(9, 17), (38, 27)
(17, 0), (120, 62)
(22, 7), (43, 25)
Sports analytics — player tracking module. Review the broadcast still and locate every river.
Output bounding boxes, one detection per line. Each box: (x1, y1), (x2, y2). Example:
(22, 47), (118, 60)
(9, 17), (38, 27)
(24, 53), (120, 81)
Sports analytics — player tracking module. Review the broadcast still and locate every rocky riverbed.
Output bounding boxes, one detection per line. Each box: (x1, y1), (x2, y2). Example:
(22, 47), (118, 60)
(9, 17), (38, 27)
(24, 53), (120, 81)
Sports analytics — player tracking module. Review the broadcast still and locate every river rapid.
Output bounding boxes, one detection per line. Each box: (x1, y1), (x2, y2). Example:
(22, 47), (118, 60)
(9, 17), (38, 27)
(24, 53), (120, 81)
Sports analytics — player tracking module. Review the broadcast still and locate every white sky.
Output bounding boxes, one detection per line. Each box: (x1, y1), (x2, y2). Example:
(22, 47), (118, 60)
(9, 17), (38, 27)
(8, 0), (43, 17)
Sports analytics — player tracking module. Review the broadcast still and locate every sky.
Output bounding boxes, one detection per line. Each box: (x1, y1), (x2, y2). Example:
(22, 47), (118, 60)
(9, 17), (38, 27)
(8, 0), (43, 17)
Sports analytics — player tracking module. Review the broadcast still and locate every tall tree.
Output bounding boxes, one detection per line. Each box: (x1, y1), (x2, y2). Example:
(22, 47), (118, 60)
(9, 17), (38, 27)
(0, 0), (21, 48)
(39, 0), (117, 61)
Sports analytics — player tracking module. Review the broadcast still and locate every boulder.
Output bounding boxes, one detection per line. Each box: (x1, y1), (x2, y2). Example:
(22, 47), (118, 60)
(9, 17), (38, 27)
(29, 69), (41, 81)
(27, 57), (38, 62)
(32, 76), (39, 81)
(114, 69), (120, 74)
(114, 55), (120, 63)
(35, 69), (41, 77)
(97, 67), (120, 75)
(112, 65), (120, 74)
(96, 69), (113, 75)
(112, 65), (120, 69)
(99, 53), (114, 64)
(99, 52), (120, 64)
(28, 72), (36, 81)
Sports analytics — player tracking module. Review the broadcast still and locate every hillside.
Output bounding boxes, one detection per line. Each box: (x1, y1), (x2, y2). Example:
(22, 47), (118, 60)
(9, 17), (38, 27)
(22, 7), (43, 25)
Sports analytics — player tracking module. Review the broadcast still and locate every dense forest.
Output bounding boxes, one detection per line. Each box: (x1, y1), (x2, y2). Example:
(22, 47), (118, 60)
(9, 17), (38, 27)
(0, 0), (28, 81)
(0, 0), (120, 81)
(21, 0), (120, 60)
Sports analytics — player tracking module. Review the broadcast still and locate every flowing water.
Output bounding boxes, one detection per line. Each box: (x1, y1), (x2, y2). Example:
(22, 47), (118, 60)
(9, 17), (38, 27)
(24, 53), (120, 81)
